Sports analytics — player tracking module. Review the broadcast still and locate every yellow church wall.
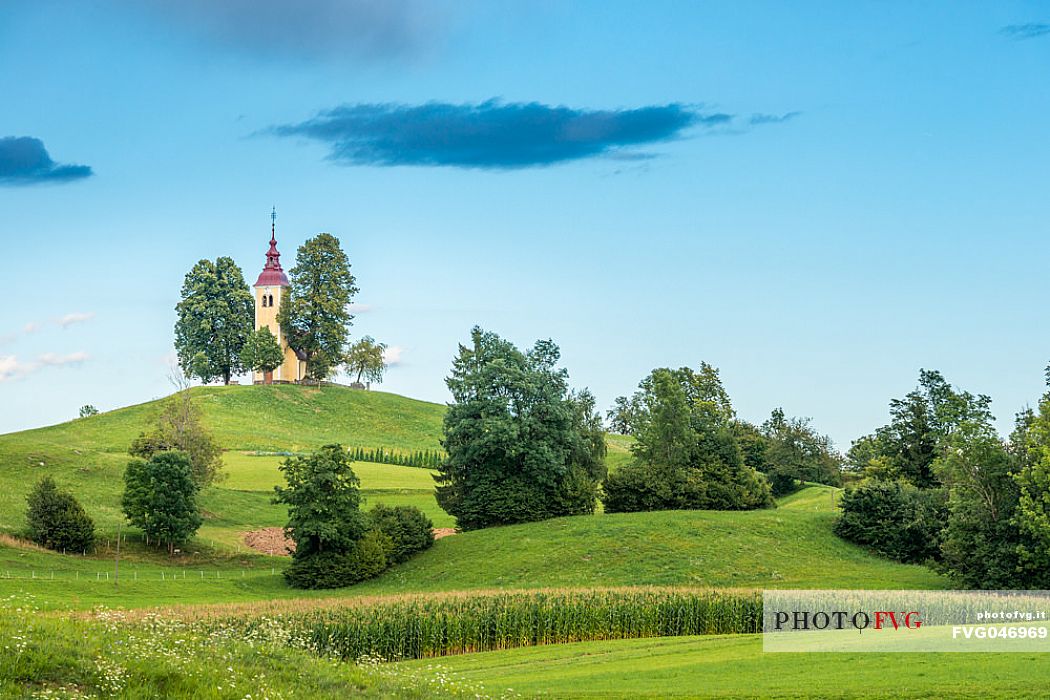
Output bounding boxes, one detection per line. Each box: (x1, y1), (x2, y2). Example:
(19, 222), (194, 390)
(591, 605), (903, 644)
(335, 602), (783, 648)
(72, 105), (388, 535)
(253, 285), (302, 383)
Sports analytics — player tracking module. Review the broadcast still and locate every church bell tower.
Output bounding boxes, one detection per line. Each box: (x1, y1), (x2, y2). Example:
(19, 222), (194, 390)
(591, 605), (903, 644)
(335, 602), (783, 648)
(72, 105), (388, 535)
(253, 208), (302, 383)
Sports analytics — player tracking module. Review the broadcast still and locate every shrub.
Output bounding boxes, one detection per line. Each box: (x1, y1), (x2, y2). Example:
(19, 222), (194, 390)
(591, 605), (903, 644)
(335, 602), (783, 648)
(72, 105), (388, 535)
(834, 480), (946, 563)
(283, 531), (390, 589)
(25, 477), (95, 553)
(368, 504), (435, 564)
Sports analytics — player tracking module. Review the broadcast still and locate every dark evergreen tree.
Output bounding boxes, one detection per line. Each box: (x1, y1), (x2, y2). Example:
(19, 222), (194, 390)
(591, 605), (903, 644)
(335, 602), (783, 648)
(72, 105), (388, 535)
(25, 476), (95, 553)
(435, 327), (606, 530)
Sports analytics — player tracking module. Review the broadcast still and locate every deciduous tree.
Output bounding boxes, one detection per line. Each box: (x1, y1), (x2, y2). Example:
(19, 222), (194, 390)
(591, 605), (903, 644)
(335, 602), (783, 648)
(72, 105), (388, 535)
(240, 326), (285, 380)
(129, 390), (224, 487)
(602, 365), (773, 513)
(122, 451), (202, 555)
(277, 233), (358, 382)
(344, 336), (387, 386)
(174, 256), (254, 385)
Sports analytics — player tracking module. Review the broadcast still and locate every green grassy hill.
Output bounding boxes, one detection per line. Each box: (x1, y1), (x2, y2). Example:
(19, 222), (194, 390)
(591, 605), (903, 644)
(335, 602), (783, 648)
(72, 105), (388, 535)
(354, 485), (943, 593)
(0, 485), (944, 609)
(0, 385), (945, 611)
(0, 385), (448, 544)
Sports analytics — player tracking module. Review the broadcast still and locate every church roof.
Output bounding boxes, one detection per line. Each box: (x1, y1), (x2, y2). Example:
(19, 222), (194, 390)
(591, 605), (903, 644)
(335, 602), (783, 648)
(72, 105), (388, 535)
(255, 214), (289, 287)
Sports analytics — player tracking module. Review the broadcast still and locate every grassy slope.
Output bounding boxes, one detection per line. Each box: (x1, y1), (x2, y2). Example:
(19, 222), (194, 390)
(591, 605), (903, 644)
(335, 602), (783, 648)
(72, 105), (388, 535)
(0, 385), (448, 548)
(354, 485), (942, 593)
(0, 385), (944, 610)
(0, 484), (944, 610)
(405, 634), (1050, 699)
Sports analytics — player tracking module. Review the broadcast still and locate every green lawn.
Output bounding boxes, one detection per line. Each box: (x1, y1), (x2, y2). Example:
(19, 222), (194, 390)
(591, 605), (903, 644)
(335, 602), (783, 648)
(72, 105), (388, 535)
(352, 486), (943, 594)
(0, 485), (944, 609)
(0, 385), (447, 543)
(400, 634), (1050, 698)
(605, 433), (635, 472)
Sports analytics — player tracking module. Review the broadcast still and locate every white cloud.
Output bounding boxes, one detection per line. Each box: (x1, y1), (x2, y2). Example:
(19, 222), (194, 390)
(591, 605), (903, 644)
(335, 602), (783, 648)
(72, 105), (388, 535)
(0, 352), (89, 383)
(383, 345), (404, 366)
(348, 303), (373, 314)
(38, 351), (89, 367)
(57, 311), (95, 328)
(0, 355), (25, 382)
(23, 322), (39, 334)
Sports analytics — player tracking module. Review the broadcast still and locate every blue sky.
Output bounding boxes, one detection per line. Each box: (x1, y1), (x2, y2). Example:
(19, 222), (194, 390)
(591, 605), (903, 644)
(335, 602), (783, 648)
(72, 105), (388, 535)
(2, 1), (1050, 449)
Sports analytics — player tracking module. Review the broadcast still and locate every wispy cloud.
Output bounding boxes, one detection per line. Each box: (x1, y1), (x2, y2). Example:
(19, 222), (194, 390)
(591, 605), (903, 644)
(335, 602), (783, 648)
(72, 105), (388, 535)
(130, 0), (445, 62)
(347, 303), (373, 314)
(57, 311), (95, 328)
(0, 136), (92, 186)
(1000, 23), (1050, 40)
(270, 99), (781, 170)
(383, 346), (404, 366)
(8, 312), (95, 340)
(38, 351), (89, 367)
(0, 352), (88, 383)
(749, 111), (801, 126)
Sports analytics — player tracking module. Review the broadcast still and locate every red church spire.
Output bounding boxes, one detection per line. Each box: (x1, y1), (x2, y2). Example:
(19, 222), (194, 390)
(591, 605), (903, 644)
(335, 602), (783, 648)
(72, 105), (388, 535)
(255, 206), (290, 287)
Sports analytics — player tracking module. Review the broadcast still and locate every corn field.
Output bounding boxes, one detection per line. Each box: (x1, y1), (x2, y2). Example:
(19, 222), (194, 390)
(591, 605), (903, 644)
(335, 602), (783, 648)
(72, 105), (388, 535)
(199, 589), (761, 661)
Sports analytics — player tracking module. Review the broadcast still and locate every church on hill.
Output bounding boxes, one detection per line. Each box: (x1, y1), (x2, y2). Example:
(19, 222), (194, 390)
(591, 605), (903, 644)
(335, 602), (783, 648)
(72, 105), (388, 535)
(252, 213), (305, 384)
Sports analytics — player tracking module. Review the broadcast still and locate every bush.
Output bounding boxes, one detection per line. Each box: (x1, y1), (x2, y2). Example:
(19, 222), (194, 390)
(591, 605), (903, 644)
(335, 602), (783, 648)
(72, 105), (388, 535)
(834, 480), (946, 563)
(25, 477), (95, 553)
(368, 504), (435, 564)
(283, 531), (390, 589)
(603, 459), (774, 513)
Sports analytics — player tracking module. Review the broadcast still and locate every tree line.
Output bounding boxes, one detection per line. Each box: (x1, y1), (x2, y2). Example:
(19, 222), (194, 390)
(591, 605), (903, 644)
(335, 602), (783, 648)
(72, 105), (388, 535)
(433, 327), (842, 531)
(836, 369), (1050, 588)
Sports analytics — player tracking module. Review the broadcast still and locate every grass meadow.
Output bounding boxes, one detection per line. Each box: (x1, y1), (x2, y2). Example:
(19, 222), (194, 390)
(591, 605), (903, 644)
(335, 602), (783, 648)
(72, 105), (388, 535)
(399, 634), (1050, 699)
(2, 385), (1041, 698)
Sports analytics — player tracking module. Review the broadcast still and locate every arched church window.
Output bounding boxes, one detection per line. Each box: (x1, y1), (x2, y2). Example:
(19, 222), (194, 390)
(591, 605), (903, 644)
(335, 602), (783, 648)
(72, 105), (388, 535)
(268, 294), (274, 307)
(261, 295), (268, 308)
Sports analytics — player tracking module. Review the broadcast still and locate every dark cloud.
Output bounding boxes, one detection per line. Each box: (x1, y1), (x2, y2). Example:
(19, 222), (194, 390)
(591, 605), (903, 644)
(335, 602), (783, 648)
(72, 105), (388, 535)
(270, 100), (742, 169)
(133, 0), (443, 61)
(749, 111), (801, 126)
(0, 137), (92, 186)
(1000, 23), (1050, 40)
